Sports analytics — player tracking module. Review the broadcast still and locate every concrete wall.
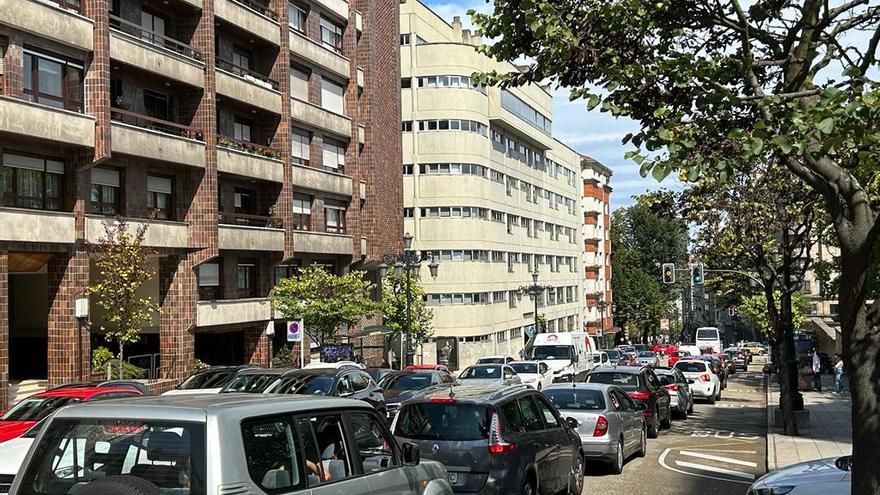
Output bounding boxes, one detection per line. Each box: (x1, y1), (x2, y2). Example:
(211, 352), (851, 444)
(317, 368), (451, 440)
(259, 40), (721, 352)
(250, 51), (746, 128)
(292, 164), (352, 197)
(0, 0), (93, 50)
(290, 98), (351, 138)
(85, 216), (190, 249)
(218, 225), (284, 251)
(109, 32), (204, 87)
(0, 209), (76, 243)
(196, 298), (272, 327)
(292, 230), (353, 254)
(216, 147), (284, 182)
(289, 30), (349, 78)
(111, 123), (206, 168)
(215, 71), (282, 114)
(0, 98), (95, 147)
(213, 0), (280, 45)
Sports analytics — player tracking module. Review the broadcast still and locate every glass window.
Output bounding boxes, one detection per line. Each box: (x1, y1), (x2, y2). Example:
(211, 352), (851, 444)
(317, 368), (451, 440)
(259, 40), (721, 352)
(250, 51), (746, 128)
(321, 140), (346, 173)
(347, 413), (398, 474)
(290, 67), (309, 101)
(90, 167), (121, 215)
(585, 372), (640, 391)
(297, 416), (351, 485)
(293, 194), (311, 231)
(237, 261), (256, 298)
(23, 48), (83, 111)
(324, 202), (346, 233)
(545, 389), (606, 411)
(534, 396), (562, 428)
(288, 3), (307, 33)
(517, 396), (544, 432)
(242, 415), (304, 492)
(320, 78), (345, 115)
(1, 153), (64, 211)
(320, 17), (344, 53)
(292, 129), (310, 165)
(395, 403), (490, 441)
(146, 175), (172, 220)
(198, 262), (221, 300)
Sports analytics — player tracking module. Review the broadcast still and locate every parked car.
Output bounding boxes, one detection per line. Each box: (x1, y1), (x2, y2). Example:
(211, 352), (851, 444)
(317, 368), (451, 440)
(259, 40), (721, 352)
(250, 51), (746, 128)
(635, 351), (660, 367)
(583, 366), (671, 438)
(603, 349), (624, 366)
(747, 455), (851, 494)
(674, 359), (722, 403)
(593, 351), (611, 367)
(544, 383), (646, 474)
(219, 367), (289, 393)
(304, 360), (365, 370)
(654, 367), (694, 419)
(724, 348), (749, 371)
(618, 352), (638, 366)
(509, 361), (554, 391)
(0, 384), (144, 443)
(379, 370), (455, 420)
(406, 364), (452, 373)
(457, 364), (522, 386)
(0, 421), (43, 493)
(740, 342), (767, 356)
(651, 344), (678, 356)
(633, 344), (650, 353)
(475, 356), (516, 365)
(9, 394), (454, 495)
(667, 351), (691, 368)
(696, 355), (728, 389)
(721, 353), (738, 375)
(393, 384), (585, 494)
(163, 364), (261, 396)
(265, 368), (387, 413)
(617, 345), (636, 354)
(678, 343), (703, 357)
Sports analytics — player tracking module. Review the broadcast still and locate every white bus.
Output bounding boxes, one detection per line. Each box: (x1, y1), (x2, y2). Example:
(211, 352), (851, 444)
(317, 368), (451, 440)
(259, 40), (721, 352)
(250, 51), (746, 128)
(695, 327), (723, 354)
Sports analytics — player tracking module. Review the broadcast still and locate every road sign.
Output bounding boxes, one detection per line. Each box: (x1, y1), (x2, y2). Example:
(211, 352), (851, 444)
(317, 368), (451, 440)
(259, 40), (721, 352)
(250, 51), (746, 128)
(660, 318), (670, 330)
(524, 324), (536, 337)
(287, 320), (303, 342)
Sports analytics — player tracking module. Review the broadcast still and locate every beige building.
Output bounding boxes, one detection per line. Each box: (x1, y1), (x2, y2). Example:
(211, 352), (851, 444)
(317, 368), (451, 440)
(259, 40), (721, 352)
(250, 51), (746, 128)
(400, 0), (584, 368)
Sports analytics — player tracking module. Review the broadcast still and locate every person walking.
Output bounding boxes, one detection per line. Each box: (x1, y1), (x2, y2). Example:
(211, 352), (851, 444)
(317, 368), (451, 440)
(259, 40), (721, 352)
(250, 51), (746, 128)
(810, 349), (822, 391)
(833, 354), (845, 394)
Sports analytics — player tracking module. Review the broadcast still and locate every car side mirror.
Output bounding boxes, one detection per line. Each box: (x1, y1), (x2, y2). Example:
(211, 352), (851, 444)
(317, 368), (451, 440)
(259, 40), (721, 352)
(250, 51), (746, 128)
(565, 417), (580, 430)
(633, 401), (648, 411)
(687, 379), (695, 384)
(403, 442), (420, 466)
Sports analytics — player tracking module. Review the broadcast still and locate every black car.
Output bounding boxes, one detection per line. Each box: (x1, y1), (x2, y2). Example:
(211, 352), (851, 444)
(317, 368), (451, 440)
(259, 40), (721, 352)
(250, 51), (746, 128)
(167, 364), (262, 393)
(265, 368), (387, 413)
(367, 367), (396, 384)
(583, 365), (671, 438)
(379, 370), (455, 420)
(603, 349), (623, 366)
(218, 367), (290, 393)
(393, 384), (584, 495)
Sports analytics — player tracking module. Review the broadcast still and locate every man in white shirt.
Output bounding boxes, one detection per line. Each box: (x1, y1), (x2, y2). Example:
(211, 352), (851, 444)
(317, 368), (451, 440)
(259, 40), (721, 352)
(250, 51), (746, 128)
(834, 354), (845, 394)
(810, 349), (822, 391)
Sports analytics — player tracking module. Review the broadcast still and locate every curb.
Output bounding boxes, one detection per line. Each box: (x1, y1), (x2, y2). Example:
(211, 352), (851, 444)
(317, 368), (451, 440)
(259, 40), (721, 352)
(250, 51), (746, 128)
(765, 372), (776, 472)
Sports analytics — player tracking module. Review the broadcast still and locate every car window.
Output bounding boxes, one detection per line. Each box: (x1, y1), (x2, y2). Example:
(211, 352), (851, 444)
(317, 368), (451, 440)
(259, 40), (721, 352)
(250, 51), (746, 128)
(1, 396), (81, 421)
(347, 413), (398, 474)
(675, 361), (708, 373)
(350, 372), (368, 392)
(269, 374), (335, 395)
(297, 415), (352, 485)
(517, 396), (545, 432)
(501, 400), (525, 432)
(225, 374), (281, 393)
(395, 403), (490, 441)
(585, 372), (639, 390)
(534, 396), (562, 428)
(177, 369), (234, 389)
(608, 390), (621, 410)
(645, 371), (661, 389)
(539, 363), (548, 374)
(510, 363), (538, 374)
(503, 367), (515, 379)
(611, 390), (631, 411)
(242, 415), (305, 492)
(337, 375), (353, 395)
(460, 366), (501, 379)
(545, 388), (605, 410)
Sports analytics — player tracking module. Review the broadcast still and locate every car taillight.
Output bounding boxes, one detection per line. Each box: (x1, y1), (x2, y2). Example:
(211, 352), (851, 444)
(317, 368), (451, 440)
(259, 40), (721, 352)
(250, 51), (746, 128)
(700, 374), (711, 382)
(488, 412), (516, 454)
(629, 391), (650, 401)
(593, 415), (608, 436)
(430, 398), (456, 403)
(665, 384), (679, 392)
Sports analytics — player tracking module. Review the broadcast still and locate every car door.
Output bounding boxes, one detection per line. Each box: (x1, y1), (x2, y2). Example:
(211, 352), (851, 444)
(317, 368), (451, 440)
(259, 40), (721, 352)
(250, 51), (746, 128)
(533, 394), (572, 494)
(645, 370), (669, 412)
(345, 411), (415, 494)
(609, 389), (635, 449)
(517, 395), (558, 494)
(296, 413), (372, 494)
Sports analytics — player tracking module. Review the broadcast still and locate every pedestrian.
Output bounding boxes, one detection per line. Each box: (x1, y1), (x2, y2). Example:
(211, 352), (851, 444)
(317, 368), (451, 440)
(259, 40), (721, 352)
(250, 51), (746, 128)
(810, 349), (822, 391)
(833, 353), (845, 394)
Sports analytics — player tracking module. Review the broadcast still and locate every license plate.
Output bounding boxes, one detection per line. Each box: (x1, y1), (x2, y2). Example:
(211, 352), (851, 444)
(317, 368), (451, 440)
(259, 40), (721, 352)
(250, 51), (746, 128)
(447, 472), (459, 484)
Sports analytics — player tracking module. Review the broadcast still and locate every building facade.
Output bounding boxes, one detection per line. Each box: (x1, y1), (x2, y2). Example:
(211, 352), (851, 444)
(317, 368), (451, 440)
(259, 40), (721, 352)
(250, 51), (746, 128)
(581, 156), (613, 337)
(0, 0), (401, 407)
(401, 0), (584, 368)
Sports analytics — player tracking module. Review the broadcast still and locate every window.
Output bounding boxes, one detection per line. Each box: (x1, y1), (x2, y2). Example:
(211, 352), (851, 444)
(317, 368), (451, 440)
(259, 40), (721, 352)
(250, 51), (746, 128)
(399, 33), (411, 45)
(491, 210), (504, 222)
(90, 167), (121, 215)
(291, 129), (310, 165)
(325, 201), (346, 233)
(288, 3), (307, 33)
(274, 264), (298, 285)
(198, 262), (221, 300)
(320, 17), (344, 53)
(234, 117), (252, 142)
(231, 44), (252, 73)
(147, 175), (172, 220)
(242, 415), (304, 492)
(416, 119), (487, 136)
(517, 396), (544, 431)
(140, 9), (166, 43)
(347, 413), (398, 474)
(293, 194), (311, 231)
(237, 260), (257, 298)
(290, 66), (309, 100)
(401, 121), (413, 132)
(297, 415), (352, 484)
(490, 169), (504, 183)
(403, 207), (414, 217)
(401, 77), (412, 89)
(1, 153), (64, 210)
(321, 78), (345, 115)
(143, 89), (170, 121)
(493, 291), (506, 303)
(234, 188), (255, 216)
(491, 251), (505, 262)
(23, 47), (83, 111)
(322, 140), (346, 173)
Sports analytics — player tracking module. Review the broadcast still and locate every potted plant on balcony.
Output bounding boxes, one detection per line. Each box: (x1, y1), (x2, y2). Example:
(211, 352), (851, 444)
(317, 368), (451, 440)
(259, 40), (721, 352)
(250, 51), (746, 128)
(266, 204), (282, 228)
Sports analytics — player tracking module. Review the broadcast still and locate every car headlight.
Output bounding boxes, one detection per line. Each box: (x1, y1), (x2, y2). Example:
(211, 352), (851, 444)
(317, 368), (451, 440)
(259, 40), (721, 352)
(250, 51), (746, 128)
(749, 487), (795, 495)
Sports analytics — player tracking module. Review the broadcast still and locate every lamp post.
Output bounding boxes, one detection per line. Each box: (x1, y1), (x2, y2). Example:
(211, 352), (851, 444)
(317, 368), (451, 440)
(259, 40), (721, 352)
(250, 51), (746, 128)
(519, 270), (546, 336)
(597, 298), (607, 349)
(378, 233), (439, 368)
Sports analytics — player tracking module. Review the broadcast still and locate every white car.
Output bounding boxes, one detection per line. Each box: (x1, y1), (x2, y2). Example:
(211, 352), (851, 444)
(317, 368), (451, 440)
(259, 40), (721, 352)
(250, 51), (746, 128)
(636, 351), (659, 367)
(592, 351), (611, 367)
(748, 456), (851, 494)
(475, 355), (515, 365)
(508, 361), (554, 390)
(303, 360), (365, 370)
(673, 359), (722, 403)
(0, 423), (41, 493)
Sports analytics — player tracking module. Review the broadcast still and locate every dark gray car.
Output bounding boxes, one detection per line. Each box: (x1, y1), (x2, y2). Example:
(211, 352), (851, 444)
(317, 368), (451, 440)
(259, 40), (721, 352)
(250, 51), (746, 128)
(392, 384), (584, 495)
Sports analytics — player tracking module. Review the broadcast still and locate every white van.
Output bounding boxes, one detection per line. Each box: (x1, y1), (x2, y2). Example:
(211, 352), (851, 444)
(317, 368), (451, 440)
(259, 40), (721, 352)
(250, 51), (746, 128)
(528, 332), (593, 382)
(695, 327), (723, 354)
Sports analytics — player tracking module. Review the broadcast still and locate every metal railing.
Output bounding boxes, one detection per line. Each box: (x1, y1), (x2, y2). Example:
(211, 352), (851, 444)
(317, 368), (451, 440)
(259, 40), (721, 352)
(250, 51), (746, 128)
(231, 0), (278, 20)
(217, 135), (281, 159)
(127, 353), (162, 381)
(219, 211), (283, 228)
(216, 58), (280, 90)
(109, 14), (202, 60)
(111, 107), (203, 140)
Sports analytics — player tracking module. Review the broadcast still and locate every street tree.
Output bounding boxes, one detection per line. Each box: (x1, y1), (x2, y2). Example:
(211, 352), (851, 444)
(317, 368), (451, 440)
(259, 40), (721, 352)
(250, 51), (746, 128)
(738, 291), (811, 341)
(87, 217), (159, 363)
(273, 266), (380, 347)
(379, 271), (434, 354)
(471, 2), (880, 490)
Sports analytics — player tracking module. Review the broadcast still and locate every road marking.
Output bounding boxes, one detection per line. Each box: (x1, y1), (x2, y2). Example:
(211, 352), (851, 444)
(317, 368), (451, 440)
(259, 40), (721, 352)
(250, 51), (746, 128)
(674, 460), (756, 480)
(658, 449), (753, 485)
(679, 450), (759, 467)
(717, 404), (745, 408)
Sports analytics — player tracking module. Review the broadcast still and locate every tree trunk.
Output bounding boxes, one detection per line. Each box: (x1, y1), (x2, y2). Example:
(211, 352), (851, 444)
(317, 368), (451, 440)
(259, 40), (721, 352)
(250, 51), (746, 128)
(764, 283), (799, 435)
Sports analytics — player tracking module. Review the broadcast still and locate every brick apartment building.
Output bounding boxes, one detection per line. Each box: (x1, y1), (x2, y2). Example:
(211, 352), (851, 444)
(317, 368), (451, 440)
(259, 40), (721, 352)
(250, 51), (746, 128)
(581, 155), (613, 338)
(0, 0), (401, 407)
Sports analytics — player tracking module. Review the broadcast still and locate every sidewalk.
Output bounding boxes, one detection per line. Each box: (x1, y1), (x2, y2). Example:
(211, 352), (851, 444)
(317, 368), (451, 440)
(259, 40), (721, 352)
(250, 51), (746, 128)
(766, 374), (852, 470)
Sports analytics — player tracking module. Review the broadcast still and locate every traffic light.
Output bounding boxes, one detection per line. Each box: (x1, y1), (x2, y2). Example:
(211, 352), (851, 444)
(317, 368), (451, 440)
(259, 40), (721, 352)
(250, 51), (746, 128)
(691, 263), (705, 285)
(662, 263), (676, 284)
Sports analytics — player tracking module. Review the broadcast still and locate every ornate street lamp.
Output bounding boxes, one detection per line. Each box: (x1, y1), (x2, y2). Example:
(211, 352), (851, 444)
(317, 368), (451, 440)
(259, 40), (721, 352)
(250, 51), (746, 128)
(519, 270), (546, 337)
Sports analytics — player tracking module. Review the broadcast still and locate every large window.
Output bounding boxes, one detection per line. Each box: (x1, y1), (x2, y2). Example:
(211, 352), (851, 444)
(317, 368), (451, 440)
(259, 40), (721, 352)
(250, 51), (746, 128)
(322, 140), (345, 173)
(293, 194), (311, 231)
(288, 2), (307, 33)
(320, 78), (345, 115)
(234, 117), (252, 142)
(147, 175), (172, 220)
(292, 129), (310, 165)
(1, 153), (64, 210)
(324, 201), (346, 234)
(198, 262), (221, 300)
(242, 415), (305, 492)
(290, 66), (309, 101)
(90, 167), (121, 215)
(501, 89), (551, 134)
(417, 119), (487, 136)
(237, 259), (257, 298)
(23, 48), (83, 111)
(320, 17), (344, 53)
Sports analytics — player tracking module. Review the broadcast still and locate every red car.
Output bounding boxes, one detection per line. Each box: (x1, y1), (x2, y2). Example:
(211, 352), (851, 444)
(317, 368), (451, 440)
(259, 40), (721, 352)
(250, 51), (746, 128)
(668, 351), (692, 367)
(0, 384), (144, 443)
(652, 344), (679, 356)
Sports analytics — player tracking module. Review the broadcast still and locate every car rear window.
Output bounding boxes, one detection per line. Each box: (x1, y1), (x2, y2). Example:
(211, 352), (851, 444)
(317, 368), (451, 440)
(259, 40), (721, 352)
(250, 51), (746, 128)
(268, 375), (335, 395)
(460, 366), (501, 379)
(545, 389), (605, 411)
(381, 373), (434, 391)
(604, 350), (620, 359)
(1, 397), (80, 421)
(177, 369), (234, 390)
(222, 374), (280, 393)
(477, 358), (504, 364)
(638, 351), (655, 357)
(395, 402), (490, 441)
(585, 372), (640, 390)
(675, 362), (708, 373)
(510, 363), (537, 374)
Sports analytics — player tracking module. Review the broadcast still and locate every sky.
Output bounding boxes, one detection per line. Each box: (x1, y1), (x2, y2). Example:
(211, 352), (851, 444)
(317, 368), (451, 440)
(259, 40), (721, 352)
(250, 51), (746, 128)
(421, 0), (682, 210)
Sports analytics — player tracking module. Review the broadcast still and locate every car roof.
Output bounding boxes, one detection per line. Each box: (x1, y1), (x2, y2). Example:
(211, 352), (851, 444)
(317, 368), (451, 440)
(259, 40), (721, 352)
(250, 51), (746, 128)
(280, 368), (359, 378)
(409, 383), (529, 403)
(544, 382), (613, 393)
(234, 368), (290, 377)
(34, 387), (143, 399)
(588, 365), (649, 374)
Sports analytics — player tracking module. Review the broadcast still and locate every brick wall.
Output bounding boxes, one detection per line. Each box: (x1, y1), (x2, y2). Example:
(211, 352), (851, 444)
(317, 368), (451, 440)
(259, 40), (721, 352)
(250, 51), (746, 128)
(84, 0), (111, 162)
(159, 255), (195, 380)
(244, 325), (270, 365)
(2, 33), (23, 98)
(47, 250), (90, 386)
(0, 251), (8, 411)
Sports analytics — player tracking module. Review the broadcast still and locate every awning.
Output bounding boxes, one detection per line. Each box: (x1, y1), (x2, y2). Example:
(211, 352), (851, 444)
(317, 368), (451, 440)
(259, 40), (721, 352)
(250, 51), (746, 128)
(807, 316), (839, 341)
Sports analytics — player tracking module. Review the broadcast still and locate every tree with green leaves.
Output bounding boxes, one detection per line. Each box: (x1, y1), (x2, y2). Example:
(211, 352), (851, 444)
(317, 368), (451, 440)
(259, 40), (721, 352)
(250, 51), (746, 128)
(379, 271), (434, 353)
(87, 218), (160, 363)
(273, 266), (380, 348)
(472, 2), (880, 489)
(739, 291), (811, 339)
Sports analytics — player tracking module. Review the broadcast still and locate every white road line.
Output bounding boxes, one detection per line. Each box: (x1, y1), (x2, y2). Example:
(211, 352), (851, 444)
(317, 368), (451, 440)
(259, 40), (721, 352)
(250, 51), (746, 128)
(657, 449), (753, 485)
(674, 460), (756, 480)
(679, 451), (759, 467)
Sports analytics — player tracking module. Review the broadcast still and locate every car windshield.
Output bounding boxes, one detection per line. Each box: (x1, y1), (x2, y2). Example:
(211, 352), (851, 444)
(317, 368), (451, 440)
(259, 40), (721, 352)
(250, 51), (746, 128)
(510, 363), (538, 374)
(460, 366), (501, 379)
(477, 358), (505, 364)
(267, 374), (335, 395)
(177, 369), (235, 390)
(604, 350), (620, 359)
(1, 397), (81, 422)
(675, 362), (708, 373)
(395, 403), (490, 441)
(380, 373), (434, 391)
(585, 372), (640, 390)
(696, 329), (719, 340)
(221, 373), (280, 393)
(532, 346), (571, 360)
(17, 418), (206, 495)
(545, 389), (606, 411)
(638, 351), (655, 357)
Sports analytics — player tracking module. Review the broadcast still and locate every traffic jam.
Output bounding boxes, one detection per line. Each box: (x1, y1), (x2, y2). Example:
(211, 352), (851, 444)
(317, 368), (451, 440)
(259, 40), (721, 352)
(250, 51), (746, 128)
(0, 329), (766, 495)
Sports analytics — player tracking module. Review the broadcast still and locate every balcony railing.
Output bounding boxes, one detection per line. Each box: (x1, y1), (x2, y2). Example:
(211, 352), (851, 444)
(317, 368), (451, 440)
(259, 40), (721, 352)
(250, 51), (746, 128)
(109, 14), (202, 61)
(232, 0), (278, 20)
(111, 107), (203, 140)
(42, 0), (81, 13)
(219, 211), (282, 228)
(216, 58), (280, 91)
(217, 135), (281, 159)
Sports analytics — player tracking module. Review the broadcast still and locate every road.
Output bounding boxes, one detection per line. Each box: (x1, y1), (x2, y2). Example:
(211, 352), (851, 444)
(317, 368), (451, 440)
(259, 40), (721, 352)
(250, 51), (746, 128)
(582, 361), (768, 495)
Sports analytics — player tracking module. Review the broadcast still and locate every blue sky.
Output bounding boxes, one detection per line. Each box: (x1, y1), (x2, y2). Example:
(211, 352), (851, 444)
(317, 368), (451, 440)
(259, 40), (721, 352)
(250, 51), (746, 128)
(421, 0), (681, 209)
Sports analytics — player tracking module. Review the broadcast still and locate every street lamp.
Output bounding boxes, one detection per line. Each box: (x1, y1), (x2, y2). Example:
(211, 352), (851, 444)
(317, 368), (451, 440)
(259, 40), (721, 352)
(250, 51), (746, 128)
(597, 298), (607, 349)
(519, 270), (546, 337)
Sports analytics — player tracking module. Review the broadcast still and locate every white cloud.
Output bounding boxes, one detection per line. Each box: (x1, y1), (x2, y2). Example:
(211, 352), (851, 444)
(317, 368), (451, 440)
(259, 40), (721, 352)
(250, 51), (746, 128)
(554, 131), (627, 146)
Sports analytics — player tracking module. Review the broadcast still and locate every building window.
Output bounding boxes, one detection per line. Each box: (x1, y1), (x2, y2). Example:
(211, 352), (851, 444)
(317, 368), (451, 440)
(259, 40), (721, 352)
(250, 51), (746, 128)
(493, 291), (507, 303)
(288, 3), (307, 33)
(290, 66), (309, 101)
(325, 201), (346, 233)
(491, 251), (505, 263)
(293, 194), (311, 231)
(237, 260), (257, 298)
(403, 164), (413, 175)
(491, 210), (504, 222)
(403, 207), (414, 218)
(399, 33), (411, 45)
(274, 263), (299, 285)
(1, 153), (64, 211)
(234, 188), (255, 215)
(417, 119), (487, 136)
(23, 47), (84, 112)
(291, 129), (310, 165)
(198, 262), (221, 300)
(401, 77), (412, 89)
(321, 78), (345, 115)
(140, 9), (166, 43)
(146, 175), (172, 220)
(233, 117), (252, 142)
(401, 121), (413, 132)
(322, 140), (346, 173)
(320, 17), (344, 53)
(143, 89), (170, 121)
(90, 167), (121, 216)
(231, 44), (252, 73)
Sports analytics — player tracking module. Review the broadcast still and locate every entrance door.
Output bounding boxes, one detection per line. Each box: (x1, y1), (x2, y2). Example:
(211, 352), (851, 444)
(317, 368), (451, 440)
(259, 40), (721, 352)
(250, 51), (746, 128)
(8, 272), (49, 379)
(194, 330), (245, 365)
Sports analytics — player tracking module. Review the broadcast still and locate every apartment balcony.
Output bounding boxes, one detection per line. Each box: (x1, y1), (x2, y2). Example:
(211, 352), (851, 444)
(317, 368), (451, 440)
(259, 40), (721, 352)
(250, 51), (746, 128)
(218, 215), (284, 251)
(315, 0), (348, 22)
(0, 207), (75, 244)
(85, 215), (189, 249)
(109, 16), (204, 88)
(215, 0), (280, 45)
(290, 98), (351, 138)
(0, 97), (94, 147)
(196, 297), (274, 327)
(291, 165), (352, 198)
(215, 61), (281, 114)
(289, 30), (349, 79)
(292, 230), (353, 255)
(216, 136), (284, 182)
(111, 108), (205, 168)
(0, 0), (92, 51)
(355, 10), (362, 32)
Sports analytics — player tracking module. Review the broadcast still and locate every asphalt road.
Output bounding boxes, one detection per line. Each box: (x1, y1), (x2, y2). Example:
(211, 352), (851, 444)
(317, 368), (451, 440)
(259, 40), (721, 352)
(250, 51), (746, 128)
(582, 360), (768, 495)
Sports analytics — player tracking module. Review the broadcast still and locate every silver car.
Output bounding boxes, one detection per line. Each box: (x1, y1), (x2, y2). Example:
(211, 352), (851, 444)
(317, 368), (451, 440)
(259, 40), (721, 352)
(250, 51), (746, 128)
(544, 383), (647, 475)
(636, 351), (659, 367)
(457, 364), (522, 386)
(10, 394), (453, 495)
(654, 367), (694, 419)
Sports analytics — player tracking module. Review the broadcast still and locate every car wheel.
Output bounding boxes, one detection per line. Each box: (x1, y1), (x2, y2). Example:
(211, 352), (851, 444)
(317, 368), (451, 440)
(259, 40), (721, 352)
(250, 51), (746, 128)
(76, 476), (160, 495)
(717, 389), (722, 401)
(648, 410), (660, 438)
(707, 389), (716, 404)
(636, 427), (647, 457)
(679, 404), (688, 420)
(522, 476), (537, 495)
(568, 452), (585, 494)
(661, 407), (672, 429)
(610, 439), (624, 475)
(687, 399), (694, 415)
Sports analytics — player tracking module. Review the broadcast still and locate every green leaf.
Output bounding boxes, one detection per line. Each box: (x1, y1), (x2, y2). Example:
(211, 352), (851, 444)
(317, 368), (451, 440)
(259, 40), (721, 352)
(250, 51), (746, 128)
(587, 94), (600, 110)
(750, 137), (764, 154)
(657, 128), (672, 140)
(651, 165), (671, 182)
(818, 117), (835, 134)
(773, 135), (793, 154)
(653, 107), (670, 117)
